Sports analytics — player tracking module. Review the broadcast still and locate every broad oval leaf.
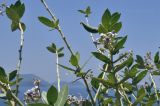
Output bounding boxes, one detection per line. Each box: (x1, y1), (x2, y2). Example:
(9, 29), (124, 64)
(98, 24), (108, 34)
(38, 16), (55, 28)
(6, 1), (25, 21)
(6, 7), (20, 21)
(9, 70), (17, 81)
(70, 54), (79, 66)
(81, 22), (98, 33)
(111, 12), (121, 25)
(47, 85), (58, 105)
(109, 22), (122, 33)
(113, 36), (127, 55)
(102, 9), (111, 29)
(92, 52), (111, 63)
(14, 0), (25, 19)
(54, 85), (68, 106)
(132, 70), (147, 85)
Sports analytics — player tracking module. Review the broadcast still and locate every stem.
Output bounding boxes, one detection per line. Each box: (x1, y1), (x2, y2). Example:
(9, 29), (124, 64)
(149, 73), (159, 103)
(0, 81), (24, 106)
(82, 77), (95, 106)
(40, 0), (73, 55)
(16, 22), (24, 97)
(56, 51), (60, 92)
(85, 17), (107, 103)
(94, 64), (108, 102)
(40, 0), (94, 105)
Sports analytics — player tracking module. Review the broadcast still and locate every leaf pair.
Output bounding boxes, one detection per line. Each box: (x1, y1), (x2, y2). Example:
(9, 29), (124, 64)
(6, 0), (26, 32)
(0, 67), (18, 84)
(78, 6), (91, 17)
(102, 9), (121, 33)
(47, 43), (64, 58)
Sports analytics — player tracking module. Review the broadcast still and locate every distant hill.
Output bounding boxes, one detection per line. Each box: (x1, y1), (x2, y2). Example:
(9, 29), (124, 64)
(0, 74), (87, 105)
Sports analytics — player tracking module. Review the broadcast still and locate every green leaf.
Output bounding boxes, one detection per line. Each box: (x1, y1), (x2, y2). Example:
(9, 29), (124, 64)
(78, 10), (86, 14)
(92, 78), (110, 88)
(38, 16), (55, 28)
(47, 43), (57, 53)
(128, 66), (138, 78)
(54, 85), (68, 106)
(0, 67), (7, 83)
(9, 70), (17, 81)
(123, 82), (133, 92)
(6, 7), (19, 21)
(154, 51), (159, 63)
(58, 64), (75, 72)
(151, 71), (160, 75)
(80, 22), (98, 33)
(6, 1), (25, 21)
(132, 70), (147, 85)
(102, 9), (111, 29)
(103, 98), (113, 105)
(110, 22), (122, 33)
(0, 67), (7, 77)
(132, 87), (146, 106)
(58, 53), (64, 58)
(113, 36), (127, 54)
(41, 91), (48, 104)
(114, 56), (133, 73)
(28, 103), (50, 106)
(106, 73), (115, 86)
(47, 47), (56, 53)
(20, 22), (26, 31)
(14, 0), (25, 19)
(75, 52), (80, 62)
(11, 21), (26, 32)
(70, 54), (79, 66)
(11, 21), (19, 31)
(111, 12), (121, 25)
(78, 6), (91, 17)
(146, 94), (156, 106)
(91, 72), (103, 89)
(98, 24), (108, 34)
(135, 55), (145, 69)
(57, 47), (64, 53)
(47, 85), (58, 105)
(85, 6), (91, 17)
(82, 100), (92, 106)
(92, 52), (111, 63)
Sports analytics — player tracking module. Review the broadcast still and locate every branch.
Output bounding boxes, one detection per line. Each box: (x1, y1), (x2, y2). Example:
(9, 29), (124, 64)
(15, 22), (24, 97)
(40, 0), (95, 105)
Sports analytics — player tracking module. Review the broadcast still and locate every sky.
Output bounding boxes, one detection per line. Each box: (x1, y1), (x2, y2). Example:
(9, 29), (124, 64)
(0, 0), (160, 84)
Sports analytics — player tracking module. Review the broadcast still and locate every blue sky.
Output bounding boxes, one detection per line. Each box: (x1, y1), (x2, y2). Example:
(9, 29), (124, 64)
(0, 0), (160, 84)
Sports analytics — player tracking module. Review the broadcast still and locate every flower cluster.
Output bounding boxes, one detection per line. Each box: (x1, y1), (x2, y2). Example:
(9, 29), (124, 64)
(67, 94), (87, 105)
(94, 31), (118, 52)
(24, 79), (41, 104)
